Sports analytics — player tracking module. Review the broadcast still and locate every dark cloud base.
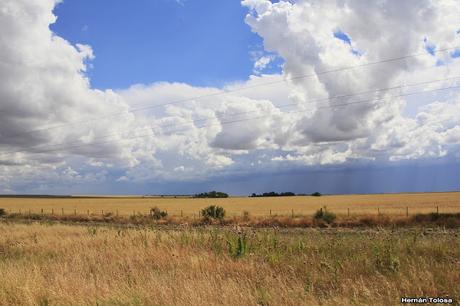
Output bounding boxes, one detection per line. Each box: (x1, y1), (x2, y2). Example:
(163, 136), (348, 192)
(9, 162), (460, 196)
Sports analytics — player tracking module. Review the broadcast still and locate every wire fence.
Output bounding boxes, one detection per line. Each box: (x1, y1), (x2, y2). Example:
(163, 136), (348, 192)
(4, 205), (460, 219)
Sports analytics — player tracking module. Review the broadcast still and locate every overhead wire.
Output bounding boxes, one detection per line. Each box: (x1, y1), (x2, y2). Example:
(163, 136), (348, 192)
(1, 80), (459, 158)
(0, 46), (458, 141)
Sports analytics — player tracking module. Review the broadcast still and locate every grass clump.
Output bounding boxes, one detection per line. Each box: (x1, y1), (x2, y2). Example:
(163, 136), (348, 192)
(149, 207), (168, 220)
(0, 208), (6, 217)
(227, 232), (248, 258)
(201, 205), (225, 220)
(313, 207), (336, 224)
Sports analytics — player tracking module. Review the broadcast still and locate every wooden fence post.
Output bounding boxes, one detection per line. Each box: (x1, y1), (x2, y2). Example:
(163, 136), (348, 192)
(41, 208), (43, 215)
(347, 208), (350, 217)
(291, 209), (294, 218)
(270, 209), (272, 216)
(61, 208), (64, 216)
(436, 206), (439, 214)
(51, 209), (54, 215)
(87, 210), (89, 216)
(181, 210), (183, 217)
(74, 209), (77, 216)
(406, 207), (409, 217)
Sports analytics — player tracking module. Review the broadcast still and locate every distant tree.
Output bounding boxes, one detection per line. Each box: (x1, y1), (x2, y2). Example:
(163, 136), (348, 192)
(311, 192), (322, 197)
(249, 192), (296, 197)
(194, 191), (229, 198)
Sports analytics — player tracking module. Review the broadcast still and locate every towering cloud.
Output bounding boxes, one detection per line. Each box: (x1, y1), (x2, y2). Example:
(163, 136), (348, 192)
(0, 0), (460, 192)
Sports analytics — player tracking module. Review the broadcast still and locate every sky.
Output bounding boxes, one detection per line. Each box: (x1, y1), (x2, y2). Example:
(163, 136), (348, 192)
(50, 0), (274, 89)
(1, 0), (460, 195)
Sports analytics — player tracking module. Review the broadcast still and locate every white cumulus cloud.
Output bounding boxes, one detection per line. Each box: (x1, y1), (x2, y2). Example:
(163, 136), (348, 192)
(1, 0), (460, 192)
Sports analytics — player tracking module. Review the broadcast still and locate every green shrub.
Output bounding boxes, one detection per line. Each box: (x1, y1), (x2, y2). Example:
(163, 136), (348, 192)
(311, 192), (322, 197)
(150, 207), (168, 220)
(313, 207), (336, 223)
(227, 232), (248, 258)
(201, 205), (225, 220)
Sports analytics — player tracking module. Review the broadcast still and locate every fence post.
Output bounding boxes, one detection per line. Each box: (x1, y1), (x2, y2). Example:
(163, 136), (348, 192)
(377, 207), (380, 216)
(181, 210), (183, 217)
(436, 206), (439, 214)
(74, 209), (76, 216)
(41, 208), (43, 215)
(270, 209), (272, 216)
(406, 207), (409, 217)
(102, 210), (104, 216)
(347, 208), (350, 217)
(87, 210), (89, 216)
(51, 209), (54, 215)
(61, 208), (64, 216)
(291, 209), (294, 218)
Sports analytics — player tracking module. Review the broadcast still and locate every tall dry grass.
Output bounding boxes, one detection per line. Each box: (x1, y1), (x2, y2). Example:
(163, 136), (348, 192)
(0, 222), (458, 305)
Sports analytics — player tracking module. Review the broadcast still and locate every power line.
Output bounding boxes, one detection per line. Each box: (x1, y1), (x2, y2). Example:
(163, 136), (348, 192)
(1, 82), (459, 158)
(1, 46), (458, 141)
(1, 75), (458, 156)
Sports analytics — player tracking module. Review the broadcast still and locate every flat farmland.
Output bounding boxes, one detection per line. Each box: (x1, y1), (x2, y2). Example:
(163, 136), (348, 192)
(1, 192), (460, 217)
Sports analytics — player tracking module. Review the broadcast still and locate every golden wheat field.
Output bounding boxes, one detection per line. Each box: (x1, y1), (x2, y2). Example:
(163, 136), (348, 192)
(1, 192), (460, 217)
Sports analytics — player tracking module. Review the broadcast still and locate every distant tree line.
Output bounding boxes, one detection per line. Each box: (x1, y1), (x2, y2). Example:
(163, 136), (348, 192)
(250, 191), (322, 197)
(193, 191), (229, 198)
(250, 192), (296, 197)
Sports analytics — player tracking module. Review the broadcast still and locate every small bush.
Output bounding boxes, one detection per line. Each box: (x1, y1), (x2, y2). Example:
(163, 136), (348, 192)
(412, 213), (460, 228)
(201, 205), (225, 220)
(150, 207), (168, 220)
(227, 232), (248, 258)
(313, 207), (336, 224)
(0, 208), (6, 217)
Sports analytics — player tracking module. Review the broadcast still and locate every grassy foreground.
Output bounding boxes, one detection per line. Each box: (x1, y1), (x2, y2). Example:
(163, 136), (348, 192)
(0, 222), (459, 305)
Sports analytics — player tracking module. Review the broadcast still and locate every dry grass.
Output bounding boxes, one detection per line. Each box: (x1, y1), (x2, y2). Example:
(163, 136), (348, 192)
(3, 211), (460, 229)
(1, 192), (460, 217)
(0, 222), (458, 305)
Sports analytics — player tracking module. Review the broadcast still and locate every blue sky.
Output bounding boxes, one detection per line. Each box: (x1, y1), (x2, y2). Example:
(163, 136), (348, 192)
(1, 0), (460, 195)
(51, 0), (269, 89)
